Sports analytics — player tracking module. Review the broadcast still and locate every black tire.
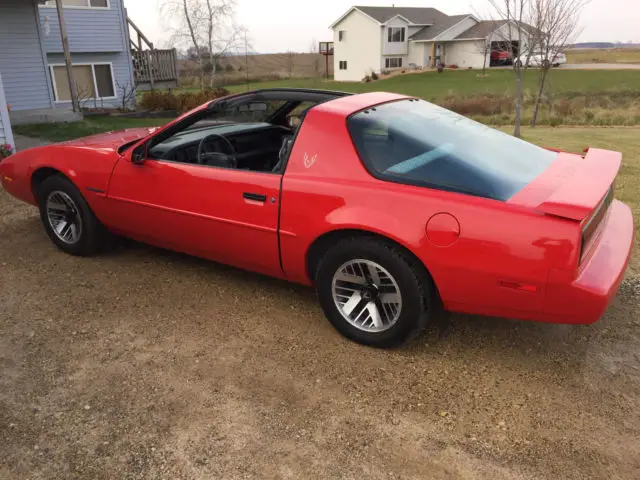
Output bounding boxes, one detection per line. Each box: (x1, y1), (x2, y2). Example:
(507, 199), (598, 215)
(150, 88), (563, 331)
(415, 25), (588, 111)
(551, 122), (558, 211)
(315, 237), (440, 348)
(37, 175), (108, 256)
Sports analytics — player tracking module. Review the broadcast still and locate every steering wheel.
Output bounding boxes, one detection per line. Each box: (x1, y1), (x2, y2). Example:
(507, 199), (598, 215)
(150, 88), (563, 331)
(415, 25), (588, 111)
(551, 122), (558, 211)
(196, 133), (237, 168)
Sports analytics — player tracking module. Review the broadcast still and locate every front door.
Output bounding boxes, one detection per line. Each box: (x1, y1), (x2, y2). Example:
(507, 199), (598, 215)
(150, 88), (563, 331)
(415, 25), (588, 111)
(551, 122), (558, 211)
(106, 157), (283, 278)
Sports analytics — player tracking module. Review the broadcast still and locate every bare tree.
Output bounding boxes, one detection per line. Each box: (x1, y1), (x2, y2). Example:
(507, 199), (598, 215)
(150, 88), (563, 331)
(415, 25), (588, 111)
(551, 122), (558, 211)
(488, 0), (540, 137)
(475, 39), (492, 72)
(310, 38), (321, 75)
(117, 80), (137, 112)
(162, 0), (244, 89)
(529, 0), (588, 127)
(286, 51), (295, 79)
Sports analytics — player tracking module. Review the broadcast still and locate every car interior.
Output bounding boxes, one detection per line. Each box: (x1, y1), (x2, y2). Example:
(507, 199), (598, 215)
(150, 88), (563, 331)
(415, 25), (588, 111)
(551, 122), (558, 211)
(145, 90), (348, 174)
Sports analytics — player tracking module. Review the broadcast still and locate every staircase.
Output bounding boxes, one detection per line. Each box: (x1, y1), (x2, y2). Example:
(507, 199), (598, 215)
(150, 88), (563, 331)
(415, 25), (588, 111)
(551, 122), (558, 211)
(128, 17), (179, 90)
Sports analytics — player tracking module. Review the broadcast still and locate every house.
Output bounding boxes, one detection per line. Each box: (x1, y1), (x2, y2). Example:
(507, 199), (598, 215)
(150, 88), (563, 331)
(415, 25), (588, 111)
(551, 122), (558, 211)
(330, 6), (534, 81)
(0, 0), (177, 149)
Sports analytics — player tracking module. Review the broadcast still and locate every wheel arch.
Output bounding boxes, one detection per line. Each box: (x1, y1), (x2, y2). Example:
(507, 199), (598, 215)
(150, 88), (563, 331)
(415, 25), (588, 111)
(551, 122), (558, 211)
(305, 228), (440, 298)
(31, 167), (70, 203)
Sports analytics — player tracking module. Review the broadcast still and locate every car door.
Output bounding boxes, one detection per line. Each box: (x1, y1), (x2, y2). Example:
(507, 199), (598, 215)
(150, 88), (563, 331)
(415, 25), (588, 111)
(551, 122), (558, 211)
(105, 154), (283, 279)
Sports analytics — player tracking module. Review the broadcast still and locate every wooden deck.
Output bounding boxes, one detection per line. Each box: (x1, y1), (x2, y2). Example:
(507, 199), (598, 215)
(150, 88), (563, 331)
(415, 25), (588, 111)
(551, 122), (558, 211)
(128, 17), (179, 90)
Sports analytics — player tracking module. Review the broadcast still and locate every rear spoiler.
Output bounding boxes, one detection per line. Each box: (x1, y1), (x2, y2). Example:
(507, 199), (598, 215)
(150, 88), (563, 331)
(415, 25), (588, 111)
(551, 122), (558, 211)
(537, 148), (621, 221)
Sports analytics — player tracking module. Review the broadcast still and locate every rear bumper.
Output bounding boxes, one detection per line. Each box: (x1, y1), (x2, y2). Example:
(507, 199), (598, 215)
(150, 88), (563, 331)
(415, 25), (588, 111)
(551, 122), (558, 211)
(544, 200), (634, 324)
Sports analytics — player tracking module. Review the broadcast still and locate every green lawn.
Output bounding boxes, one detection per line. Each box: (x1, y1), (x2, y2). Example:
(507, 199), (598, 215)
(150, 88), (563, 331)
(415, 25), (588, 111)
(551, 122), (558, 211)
(224, 69), (640, 99)
(14, 116), (167, 143)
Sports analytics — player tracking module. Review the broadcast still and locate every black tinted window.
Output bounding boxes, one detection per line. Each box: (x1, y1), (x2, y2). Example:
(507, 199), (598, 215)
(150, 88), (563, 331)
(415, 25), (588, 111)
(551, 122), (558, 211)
(348, 99), (556, 200)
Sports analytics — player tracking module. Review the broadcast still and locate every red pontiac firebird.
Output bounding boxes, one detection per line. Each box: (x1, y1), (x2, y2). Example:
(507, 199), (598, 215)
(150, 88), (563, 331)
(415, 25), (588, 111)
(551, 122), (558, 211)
(0, 89), (634, 348)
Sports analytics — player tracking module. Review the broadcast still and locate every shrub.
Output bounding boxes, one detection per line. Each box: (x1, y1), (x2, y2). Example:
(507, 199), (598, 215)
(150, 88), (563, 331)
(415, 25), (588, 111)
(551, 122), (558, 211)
(363, 75), (372, 83)
(225, 64), (235, 73)
(554, 99), (572, 116)
(443, 95), (513, 116)
(140, 87), (231, 113)
(371, 71), (379, 80)
(549, 115), (563, 127)
(0, 143), (13, 160)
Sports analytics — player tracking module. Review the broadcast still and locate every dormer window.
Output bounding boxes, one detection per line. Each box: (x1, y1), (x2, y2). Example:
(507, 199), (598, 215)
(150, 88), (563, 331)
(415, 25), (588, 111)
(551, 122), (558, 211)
(387, 27), (405, 43)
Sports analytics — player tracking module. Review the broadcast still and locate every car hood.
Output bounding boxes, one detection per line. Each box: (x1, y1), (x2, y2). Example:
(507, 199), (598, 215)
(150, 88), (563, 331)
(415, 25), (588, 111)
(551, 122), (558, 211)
(59, 126), (162, 150)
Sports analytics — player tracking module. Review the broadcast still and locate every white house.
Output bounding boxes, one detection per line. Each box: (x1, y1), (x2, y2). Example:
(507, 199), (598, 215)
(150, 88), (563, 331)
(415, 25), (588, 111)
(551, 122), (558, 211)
(330, 6), (534, 81)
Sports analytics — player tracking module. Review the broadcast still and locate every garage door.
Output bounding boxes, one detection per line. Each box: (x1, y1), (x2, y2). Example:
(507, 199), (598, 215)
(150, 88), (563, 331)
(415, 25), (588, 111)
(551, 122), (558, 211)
(0, 73), (15, 152)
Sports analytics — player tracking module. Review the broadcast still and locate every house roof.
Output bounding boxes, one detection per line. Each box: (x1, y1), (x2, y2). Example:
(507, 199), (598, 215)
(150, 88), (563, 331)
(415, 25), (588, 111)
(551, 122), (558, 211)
(454, 20), (539, 40)
(352, 6), (449, 25)
(409, 14), (470, 41)
(454, 20), (506, 39)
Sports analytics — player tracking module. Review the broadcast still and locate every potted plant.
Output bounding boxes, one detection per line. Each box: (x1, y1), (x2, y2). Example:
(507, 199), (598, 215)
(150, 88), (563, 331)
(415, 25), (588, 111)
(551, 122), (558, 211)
(0, 143), (13, 161)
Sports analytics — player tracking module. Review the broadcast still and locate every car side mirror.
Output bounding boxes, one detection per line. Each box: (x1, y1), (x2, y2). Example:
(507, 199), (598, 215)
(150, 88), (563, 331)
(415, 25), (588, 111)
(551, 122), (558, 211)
(131, 143), (147, 165)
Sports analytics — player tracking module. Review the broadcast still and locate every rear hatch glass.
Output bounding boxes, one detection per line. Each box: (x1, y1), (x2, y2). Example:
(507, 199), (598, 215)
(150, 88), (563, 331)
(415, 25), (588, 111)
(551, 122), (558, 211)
(348, 99), (557, 200)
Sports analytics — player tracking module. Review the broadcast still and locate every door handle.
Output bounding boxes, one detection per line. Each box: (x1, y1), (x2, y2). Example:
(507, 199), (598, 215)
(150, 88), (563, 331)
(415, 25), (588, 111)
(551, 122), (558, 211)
(243, 192), (267, 202)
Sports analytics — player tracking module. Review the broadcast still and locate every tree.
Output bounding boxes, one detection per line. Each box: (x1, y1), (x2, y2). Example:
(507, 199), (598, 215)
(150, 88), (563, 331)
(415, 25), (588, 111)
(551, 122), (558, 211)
(310, 38), (321, 75)
(162, 0), (244, 89)
(488, 0), (540, 137)
(285, 50), (295, 79)
(529, 0), (588, 127)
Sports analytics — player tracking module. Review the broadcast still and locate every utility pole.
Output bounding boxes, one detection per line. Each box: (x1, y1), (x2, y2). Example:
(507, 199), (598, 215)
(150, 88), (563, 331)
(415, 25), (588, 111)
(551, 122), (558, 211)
(54, 0), (80, 113)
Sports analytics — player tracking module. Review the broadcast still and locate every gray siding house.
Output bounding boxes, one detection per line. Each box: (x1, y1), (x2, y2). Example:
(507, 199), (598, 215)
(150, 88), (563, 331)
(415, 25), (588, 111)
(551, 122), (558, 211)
(0, 0), (136, 136)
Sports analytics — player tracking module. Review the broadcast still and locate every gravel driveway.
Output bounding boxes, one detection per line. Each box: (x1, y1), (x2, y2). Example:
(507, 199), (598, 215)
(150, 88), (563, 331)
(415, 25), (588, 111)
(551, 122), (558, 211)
(1, 186), (639, 479)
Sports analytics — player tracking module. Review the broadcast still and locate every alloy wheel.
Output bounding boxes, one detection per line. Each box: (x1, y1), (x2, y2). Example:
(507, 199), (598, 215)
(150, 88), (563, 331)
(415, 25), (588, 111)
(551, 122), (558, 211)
(46, 191), (83, 245)
(331, 259), (403, 333)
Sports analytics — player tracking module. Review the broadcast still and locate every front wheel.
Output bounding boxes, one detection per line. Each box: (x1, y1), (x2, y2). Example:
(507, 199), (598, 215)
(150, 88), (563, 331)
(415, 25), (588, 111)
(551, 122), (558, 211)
(38, 175), (109, 256)
(315, 237), (439, 348)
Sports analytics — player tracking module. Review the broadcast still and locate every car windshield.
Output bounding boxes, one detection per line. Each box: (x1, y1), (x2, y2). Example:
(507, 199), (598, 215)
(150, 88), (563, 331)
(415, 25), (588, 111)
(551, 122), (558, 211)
(348, 99), (556, 200)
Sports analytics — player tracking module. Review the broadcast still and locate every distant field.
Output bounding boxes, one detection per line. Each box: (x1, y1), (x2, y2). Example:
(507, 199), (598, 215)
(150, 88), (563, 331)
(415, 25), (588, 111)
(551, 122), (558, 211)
(566, 48), (640, 64)
(180, 53), (333, 87)
(222, 69), (640, 98)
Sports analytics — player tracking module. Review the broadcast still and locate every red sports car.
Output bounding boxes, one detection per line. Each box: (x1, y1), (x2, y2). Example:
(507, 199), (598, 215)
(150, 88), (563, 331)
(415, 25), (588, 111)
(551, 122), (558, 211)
(0, 89), (633, 348)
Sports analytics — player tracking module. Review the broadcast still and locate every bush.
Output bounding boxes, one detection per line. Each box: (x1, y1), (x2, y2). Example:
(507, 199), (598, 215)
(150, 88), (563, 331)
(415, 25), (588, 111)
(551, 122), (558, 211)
(225, 64), (235, 73)
(443, 95), (513, 116)
(371, 71), (379, 80)
(140, 87), (231, 113)
(363, 75), (371, 83)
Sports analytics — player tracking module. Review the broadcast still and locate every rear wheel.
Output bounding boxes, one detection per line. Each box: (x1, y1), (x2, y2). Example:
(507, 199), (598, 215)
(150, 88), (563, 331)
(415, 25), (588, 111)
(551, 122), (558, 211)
(315, 237), (439, 348)
(37, 175), (108, 256)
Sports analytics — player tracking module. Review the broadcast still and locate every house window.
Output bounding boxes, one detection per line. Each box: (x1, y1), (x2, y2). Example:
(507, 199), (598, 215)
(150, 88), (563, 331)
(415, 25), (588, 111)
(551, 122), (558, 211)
(339, 61), (348, 70)
(387, 27), (405, 43)
(339, 30), (346, 42)
(50, 63), (115, 102)
(385, 57), (403, 69)
(42, 0), (109, 8)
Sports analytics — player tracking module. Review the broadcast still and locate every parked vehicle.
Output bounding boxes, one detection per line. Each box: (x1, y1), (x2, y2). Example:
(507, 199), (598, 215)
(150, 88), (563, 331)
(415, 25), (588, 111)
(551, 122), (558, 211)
(490, 50), (512, 66)
(516, 51), (567, 68)
(0, 89), (633, 348)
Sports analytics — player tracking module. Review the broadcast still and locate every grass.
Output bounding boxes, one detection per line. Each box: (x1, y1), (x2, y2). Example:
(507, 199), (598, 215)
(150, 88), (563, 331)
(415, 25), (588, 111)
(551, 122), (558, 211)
(566, 48), (640, 65)
(14, 116), (167, 143)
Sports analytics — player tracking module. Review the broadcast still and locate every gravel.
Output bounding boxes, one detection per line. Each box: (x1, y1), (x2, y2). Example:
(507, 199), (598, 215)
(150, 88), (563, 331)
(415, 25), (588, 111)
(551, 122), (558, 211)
(1, 186), (639, 479)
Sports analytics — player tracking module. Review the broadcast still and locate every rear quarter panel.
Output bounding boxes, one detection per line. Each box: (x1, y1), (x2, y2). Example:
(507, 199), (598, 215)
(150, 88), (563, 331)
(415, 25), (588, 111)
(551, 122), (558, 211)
(280, 105), (581, 319)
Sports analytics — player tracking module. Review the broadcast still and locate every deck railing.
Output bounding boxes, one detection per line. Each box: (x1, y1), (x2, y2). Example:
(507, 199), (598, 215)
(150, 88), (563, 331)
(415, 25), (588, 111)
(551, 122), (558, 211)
(128, 16), (178, 89)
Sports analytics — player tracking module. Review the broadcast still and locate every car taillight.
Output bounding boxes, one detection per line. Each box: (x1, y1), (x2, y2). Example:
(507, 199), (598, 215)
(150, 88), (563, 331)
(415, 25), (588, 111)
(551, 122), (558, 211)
(580, 186), (614, 262)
